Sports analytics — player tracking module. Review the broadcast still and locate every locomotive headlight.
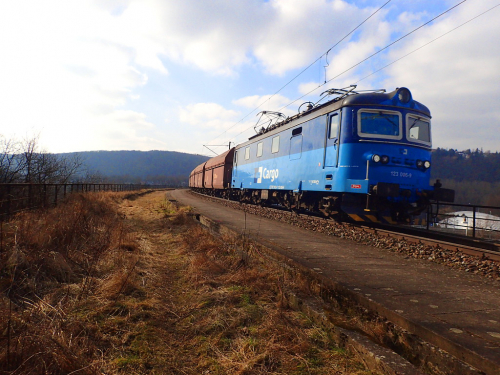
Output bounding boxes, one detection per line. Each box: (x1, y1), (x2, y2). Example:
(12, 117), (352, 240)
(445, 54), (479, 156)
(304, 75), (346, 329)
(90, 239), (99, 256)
(372, 154), (381, 163)
(381, 155), (390, 164)
(398, 88), (411, 104)
(424, 160), (431, 169)
(416, 160), (424, 168)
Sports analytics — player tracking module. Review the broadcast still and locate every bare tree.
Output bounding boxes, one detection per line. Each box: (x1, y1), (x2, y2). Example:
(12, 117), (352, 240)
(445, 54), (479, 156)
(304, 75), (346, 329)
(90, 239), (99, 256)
(0, 134), (85, 184)
(77, 169), (106, 184)
(0, 136), (24, 183)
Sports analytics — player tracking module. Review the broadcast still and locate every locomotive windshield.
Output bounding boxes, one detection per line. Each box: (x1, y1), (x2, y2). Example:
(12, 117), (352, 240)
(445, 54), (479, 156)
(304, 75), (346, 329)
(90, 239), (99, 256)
(357, 109), (402, 140)
(406, 114), (431, 144)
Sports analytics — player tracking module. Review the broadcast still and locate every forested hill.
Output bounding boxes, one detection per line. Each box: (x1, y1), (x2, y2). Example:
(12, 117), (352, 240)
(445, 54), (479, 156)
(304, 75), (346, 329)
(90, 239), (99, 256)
(68, 148), (500, 184)
(431, 148), (500, 182)
(62, 148), (499, 204)
(431, 148), (500, 207)
(66, 150), (209, 183)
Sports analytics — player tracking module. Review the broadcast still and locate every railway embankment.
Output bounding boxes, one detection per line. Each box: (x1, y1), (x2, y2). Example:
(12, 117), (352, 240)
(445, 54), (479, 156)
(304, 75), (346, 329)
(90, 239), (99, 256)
(171, 189), (500, 375)
(190, 192), (500, 280)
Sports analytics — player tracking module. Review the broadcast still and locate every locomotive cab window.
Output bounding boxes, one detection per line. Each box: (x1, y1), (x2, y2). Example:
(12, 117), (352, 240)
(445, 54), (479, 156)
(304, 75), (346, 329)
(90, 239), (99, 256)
(245, 147), (250, 160)
(358, 109), (402, 140)
(289, 131), (302, 160)
(406, 114), (431, 145)
(256, 142), (263, 157)
(329, 113), (340, 139)
(271, 136), (280, 153)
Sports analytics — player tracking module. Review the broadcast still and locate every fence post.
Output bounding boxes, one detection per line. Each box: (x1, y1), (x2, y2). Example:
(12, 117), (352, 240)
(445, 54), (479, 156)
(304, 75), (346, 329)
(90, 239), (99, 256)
(472, 207), (476, 238)
(28, 184), (32, 210)
(43, 184), (47, 208)
(7, 184), (11, 217)
(426, 205), (430, 231)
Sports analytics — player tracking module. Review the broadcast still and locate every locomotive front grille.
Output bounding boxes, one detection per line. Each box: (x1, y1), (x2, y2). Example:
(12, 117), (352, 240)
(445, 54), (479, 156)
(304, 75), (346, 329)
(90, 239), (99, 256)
(373, 182), (400, 197)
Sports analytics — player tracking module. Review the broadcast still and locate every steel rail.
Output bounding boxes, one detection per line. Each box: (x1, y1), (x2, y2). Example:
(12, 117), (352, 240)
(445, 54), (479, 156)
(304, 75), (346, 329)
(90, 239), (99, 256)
(190, 190), (500, 262)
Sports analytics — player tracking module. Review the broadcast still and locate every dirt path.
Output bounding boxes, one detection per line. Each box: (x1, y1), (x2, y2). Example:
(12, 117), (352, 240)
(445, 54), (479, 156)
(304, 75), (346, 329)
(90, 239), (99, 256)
(115, 191), (195, 372)
(112, 190), (379, 374)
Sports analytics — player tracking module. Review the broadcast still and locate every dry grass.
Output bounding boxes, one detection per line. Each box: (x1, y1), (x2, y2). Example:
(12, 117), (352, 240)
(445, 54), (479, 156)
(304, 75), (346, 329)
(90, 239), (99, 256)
(0, 192), (138, 374)
(164, 225), (376, 375)
(0, 191), (379, 374)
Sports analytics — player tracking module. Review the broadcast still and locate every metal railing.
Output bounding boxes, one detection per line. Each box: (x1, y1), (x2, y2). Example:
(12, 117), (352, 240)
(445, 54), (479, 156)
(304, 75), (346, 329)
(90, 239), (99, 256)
(0, 183), (168, 221)
(425, 202), (500, 241)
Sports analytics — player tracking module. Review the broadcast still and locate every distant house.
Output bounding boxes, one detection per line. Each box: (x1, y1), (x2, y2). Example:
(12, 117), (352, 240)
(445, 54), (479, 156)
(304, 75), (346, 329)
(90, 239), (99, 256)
(438, 211), (500, 231)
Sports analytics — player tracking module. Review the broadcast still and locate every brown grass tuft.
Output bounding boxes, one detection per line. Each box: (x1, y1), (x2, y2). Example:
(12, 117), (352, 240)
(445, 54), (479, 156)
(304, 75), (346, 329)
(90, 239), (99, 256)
(100, 265), (140, 299)
(0, 191), (139, 374)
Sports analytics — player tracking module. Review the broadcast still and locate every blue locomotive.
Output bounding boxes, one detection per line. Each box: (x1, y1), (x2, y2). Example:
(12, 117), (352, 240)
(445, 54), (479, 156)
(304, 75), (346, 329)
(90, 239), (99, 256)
(190, 86), (454, 223)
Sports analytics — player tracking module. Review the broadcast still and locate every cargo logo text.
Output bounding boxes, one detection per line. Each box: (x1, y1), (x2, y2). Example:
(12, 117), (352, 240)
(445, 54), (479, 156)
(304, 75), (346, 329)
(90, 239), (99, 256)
(254, 167), (279, 183)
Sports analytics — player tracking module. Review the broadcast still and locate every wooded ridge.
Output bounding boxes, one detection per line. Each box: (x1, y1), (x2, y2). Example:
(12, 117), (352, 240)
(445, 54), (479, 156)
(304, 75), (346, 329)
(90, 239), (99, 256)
(65, 150), (209, 184)
(71, 148), (500, 205)
(2, 140), (498, 205)
(431, 148), (500, 183)
(69, 148), (500, 183)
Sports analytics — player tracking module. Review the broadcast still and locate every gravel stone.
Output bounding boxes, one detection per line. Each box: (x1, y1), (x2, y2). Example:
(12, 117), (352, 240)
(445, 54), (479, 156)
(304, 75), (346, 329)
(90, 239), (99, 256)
(193, 192), (500, 281)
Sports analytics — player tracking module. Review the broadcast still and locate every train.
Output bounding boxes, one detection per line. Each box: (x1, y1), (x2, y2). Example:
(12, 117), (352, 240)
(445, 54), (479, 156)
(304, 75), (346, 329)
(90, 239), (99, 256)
(189, 86), (455, 224)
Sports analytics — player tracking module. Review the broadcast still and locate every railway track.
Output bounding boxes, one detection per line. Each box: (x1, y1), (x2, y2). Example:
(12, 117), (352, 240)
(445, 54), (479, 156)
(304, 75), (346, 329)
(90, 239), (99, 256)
(191, 191), (500, 276)
(359, 222), (500, 261)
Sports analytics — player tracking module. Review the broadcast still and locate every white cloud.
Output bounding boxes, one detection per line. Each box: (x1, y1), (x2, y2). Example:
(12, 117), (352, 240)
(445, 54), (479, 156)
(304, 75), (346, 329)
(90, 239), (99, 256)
(176, 102), (254, 155)
(382, 1), (500, 151)
(178, 103), (240, 129)
(0, 0), (164, 152)
(254, 0), (373, 75)
(322, 14), (391, 87)
(150, 0), (265, 75)
(177, 96), (301, 151)
(0, 0), (498, 155)
(298, 81), (321, 96)
(103, 0), (383, 77)
(233, 94), (290, 110)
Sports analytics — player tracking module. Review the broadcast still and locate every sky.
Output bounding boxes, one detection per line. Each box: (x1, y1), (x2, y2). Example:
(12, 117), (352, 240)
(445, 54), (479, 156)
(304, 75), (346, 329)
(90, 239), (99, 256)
(1, 0), (499, 156)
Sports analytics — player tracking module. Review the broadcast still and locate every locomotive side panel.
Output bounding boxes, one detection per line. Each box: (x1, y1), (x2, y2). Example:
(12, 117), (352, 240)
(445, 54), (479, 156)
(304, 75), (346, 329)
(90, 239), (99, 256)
(232, 114), (333, 192)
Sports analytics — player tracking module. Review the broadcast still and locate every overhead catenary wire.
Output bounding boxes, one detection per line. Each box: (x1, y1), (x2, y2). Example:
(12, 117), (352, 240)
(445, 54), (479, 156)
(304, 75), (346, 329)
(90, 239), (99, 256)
(229, 0), (475, 146)
(354, 3), (500, 85)
(274, 0), (470, 113)
(204, 0), (393, 149)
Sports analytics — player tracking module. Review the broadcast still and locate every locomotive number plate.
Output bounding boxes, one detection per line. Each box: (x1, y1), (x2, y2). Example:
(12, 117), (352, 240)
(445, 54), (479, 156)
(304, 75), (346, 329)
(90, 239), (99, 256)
(351, 184), (362, 189)
(391, 171), (413, 178)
